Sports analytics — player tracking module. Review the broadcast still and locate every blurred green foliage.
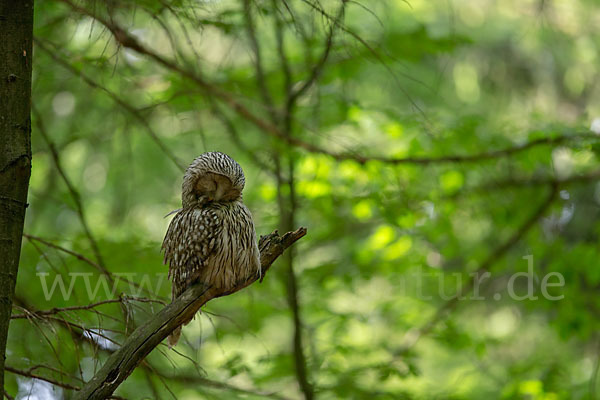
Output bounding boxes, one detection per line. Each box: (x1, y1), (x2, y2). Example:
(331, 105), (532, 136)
(6, 0), (600, 399)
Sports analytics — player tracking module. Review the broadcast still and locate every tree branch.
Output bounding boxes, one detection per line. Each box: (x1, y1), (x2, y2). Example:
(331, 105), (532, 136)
(73, 228), (307, 400)
(58, 0), (288, 146)
(56, 0), (599, 167)
(23, 233), (104, 273)
(33, 38), (186, 171)
(398, 184), (558, 352)
(32, 105), (109, 276)
(12, 295), (279, 399)
(22, 233), (158, 298)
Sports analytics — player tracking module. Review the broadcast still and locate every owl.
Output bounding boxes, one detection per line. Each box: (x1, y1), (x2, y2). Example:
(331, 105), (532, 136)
(162, 152), (261, 347)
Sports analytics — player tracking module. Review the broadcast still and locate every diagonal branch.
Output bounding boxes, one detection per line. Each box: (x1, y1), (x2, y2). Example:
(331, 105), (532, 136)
(32, 105), (109, 276)
(73, 228), (307, 400)
(5, 365), (81, 391)
(398, 184), (558, 352)
(22, 233), (158, 298)
(23, 233), (104, 274)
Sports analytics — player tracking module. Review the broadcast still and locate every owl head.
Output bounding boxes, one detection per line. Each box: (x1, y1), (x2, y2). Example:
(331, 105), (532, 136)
(181, 152), (245, 208)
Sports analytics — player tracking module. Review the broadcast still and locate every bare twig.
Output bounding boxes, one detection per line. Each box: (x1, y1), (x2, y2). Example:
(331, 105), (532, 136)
(23, 233), (104, 273)
(11, 296), (165, 320)
(269, 131), (598, 166)
(22, 233), (158, 298)
(275, 166), (314, 400)
(5, 365), (81, 391)
(272, 0), (293, 98)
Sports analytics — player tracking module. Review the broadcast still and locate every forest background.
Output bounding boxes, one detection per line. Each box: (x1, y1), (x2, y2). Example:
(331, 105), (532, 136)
(2, 0), (600, 399)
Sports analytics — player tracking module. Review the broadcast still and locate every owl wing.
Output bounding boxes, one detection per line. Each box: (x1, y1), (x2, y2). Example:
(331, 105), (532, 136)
(161, 207), (222, 299)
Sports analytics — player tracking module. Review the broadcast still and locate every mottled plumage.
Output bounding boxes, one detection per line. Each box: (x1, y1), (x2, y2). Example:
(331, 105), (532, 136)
(162, 152), (260, 347)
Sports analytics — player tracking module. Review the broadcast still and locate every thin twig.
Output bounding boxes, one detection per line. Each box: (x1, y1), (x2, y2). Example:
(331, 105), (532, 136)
(5, 365), (81, 391)
(34, 38), (186, 171)
(272, 0), (293, 100)
(11, 296), (165, 319)
(4, 367), (126, 399)
(23, 233), (104, 273)
(159, 372), (293, 400)
(299, 0), (431, 123)
(22, 233), (159, 297)
(276, 163), (314, 400)
(209, 102), (278, 177)
(270, 131), (599, 166)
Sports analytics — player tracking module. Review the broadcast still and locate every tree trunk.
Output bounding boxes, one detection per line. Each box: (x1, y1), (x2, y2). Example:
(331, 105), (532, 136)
(0, 0), (34, 394)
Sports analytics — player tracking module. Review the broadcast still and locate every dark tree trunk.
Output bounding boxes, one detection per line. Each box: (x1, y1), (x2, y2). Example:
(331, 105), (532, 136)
(0, 0), (34, 394)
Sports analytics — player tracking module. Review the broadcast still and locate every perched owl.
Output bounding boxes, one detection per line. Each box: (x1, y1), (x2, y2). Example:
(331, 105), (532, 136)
(162, 152), (261, 347)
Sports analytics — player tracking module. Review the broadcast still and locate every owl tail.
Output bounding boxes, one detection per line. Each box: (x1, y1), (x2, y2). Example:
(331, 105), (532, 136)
(168, 327), (182, 348)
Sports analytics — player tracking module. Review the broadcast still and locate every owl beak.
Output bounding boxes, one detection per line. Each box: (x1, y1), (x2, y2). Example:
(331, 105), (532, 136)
(214, 184), (226, 201)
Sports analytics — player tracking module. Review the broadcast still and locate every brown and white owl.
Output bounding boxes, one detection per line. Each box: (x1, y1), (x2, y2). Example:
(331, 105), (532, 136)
(162, 152), (260, 347)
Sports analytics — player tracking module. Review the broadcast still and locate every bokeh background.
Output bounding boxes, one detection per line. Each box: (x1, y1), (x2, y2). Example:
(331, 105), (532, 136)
(7, 0), (600, 399)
